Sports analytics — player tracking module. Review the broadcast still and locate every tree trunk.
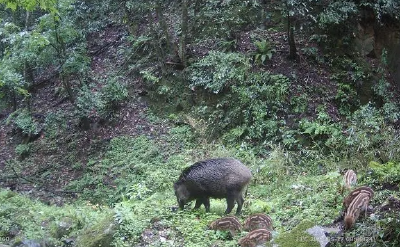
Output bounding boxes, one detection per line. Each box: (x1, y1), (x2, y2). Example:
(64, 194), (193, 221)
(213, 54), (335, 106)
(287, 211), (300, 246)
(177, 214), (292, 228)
(287, 15), (297, 60)
(193, 0), (202, 35)
(180, 0), (188, 67)
(61, 74), (75, 104)
(260, 0), (268, 29)
(155, 2), (172, 54)
(148, 11), (167, 74)
(24, 10), (33, 110)
(12, 90), (17, 111)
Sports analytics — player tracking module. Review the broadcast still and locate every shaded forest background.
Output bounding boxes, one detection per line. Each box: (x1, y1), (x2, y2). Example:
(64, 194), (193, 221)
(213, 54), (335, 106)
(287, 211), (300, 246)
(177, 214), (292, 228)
(1, 0), (400, 247)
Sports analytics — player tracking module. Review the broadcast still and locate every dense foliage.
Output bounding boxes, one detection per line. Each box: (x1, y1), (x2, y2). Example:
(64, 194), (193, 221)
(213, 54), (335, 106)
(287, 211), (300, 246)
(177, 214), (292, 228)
(1, 0), (400, 246)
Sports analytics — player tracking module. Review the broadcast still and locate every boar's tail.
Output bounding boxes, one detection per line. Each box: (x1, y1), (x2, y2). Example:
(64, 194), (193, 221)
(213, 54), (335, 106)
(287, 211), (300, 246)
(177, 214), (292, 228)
(244, 184), (250, 197)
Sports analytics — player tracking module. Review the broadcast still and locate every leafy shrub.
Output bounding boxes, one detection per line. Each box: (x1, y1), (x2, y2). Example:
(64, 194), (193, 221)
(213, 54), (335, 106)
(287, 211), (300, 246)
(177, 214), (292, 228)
(301, 46), (325, 64)
(318, 2), (357, 29)
(75, 84), (104, 120)
(0, 22), (48, 101)
(373, 49), (396, 104)
(75, 77), (128, 121)
(343, 103), (400, 161)
(0, 64), (28, 102)
(299, 107), (342, 149)
(167, 125), (197, 151)
(6, 109), (40, 137)
(335, 83), (358, 115)
(297, 102), (400, 163)
(289, 90), (308, 114)
(15, 143), (31, 158)
(100, 77), (129, 115)
(316, 1), (358, 52)
(44, 111), (67, 139)
(190, 52), (290, 145)
(375, 209), (400, 247)
(234, 73), (289, 140)
(252, 39), (276, 65)
(194, 0), (260, 40)
(367, 161), (400, 185)
(189, 51), (250, 93)
(61, 44), (91, 77)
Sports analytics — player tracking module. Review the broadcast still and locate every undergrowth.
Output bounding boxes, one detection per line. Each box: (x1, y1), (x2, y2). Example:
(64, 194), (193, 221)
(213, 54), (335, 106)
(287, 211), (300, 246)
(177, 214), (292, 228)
(3, 120), (400, 246)
(0, 189), (112, 246)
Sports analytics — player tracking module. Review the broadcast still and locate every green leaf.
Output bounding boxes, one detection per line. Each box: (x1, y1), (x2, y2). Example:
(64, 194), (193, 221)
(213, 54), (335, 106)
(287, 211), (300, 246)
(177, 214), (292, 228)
(261, 54), (267, 64)
(6, 2), (17, 10)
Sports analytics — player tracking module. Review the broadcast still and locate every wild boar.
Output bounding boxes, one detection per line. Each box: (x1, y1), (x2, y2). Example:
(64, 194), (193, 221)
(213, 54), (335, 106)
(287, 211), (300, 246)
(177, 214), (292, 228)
(344, 192), (372, 230)
(174, 158), (252, 214)
(243, 213), (273, 231)
(238, 229), (272, 247)
(343, 186), (374, 211)
(209, 216), (242, 235)
(343, 169), (357, 189)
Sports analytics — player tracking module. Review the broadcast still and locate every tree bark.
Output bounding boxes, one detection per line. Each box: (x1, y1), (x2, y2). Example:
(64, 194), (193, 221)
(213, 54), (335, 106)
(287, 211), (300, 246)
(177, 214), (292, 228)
(180, 0), (188, 67)
(155, 2), (172, 53)
(287, 15), (297, 60)
(148, 11), (167, 74)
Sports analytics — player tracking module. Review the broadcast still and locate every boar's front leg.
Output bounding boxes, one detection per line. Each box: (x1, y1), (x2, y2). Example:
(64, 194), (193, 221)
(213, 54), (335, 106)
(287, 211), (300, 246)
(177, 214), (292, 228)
(194, 197), (210, 212)
(194, 199), (202, 209)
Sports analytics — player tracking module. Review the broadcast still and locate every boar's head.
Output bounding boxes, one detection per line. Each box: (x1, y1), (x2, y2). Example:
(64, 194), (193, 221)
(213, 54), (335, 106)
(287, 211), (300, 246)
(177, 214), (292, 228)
(174, 182), (190, 210)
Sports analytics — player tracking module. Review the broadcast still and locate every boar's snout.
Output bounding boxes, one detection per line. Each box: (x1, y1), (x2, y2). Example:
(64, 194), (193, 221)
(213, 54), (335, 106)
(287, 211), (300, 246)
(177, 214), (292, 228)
(178, 199), (185, 210)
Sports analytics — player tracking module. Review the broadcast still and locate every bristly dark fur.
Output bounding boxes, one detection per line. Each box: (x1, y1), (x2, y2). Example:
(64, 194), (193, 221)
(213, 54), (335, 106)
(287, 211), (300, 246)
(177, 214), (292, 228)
(177, 158), (236, 183)
(174, 157), (252, 214)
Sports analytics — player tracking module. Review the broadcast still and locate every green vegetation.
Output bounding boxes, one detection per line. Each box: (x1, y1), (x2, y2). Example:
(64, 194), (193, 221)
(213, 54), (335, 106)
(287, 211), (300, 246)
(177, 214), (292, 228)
(0, 189), (112, 246)
(275, 220), (320, 247)
(1, 0), (400, 246)
(2, 131), (399, 246)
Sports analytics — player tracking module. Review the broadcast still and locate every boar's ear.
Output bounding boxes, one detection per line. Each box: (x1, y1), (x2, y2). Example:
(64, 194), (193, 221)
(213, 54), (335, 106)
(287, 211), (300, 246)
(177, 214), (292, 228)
(174, 183), (183, 195)
(174, 183), (183, 197)
(175, 183), (190, 199)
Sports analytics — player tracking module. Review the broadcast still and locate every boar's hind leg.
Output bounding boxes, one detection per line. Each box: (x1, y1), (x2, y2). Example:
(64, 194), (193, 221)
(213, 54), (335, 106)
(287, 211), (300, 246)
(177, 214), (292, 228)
(204, 197), (210, 212)
(235, 194), (245, 215)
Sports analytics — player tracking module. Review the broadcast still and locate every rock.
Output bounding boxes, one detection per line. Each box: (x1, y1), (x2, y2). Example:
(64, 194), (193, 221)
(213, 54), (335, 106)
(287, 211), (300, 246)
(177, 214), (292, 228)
(274, 220), (320, 247)
(140, 228), (158, 244)
(75, 216), (115, 247)
(209, 240), (224, 247)
(306, 226), (330, 247)
(51, 217), (75, 238)
(61, 238), (75, 247)
(12, 239), (43, 247)
(354, 22), (375, 57)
